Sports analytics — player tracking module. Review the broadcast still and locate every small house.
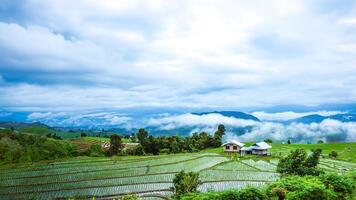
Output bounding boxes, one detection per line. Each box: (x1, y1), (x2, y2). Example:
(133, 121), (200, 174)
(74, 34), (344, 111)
(240, 142), (272, 156)
(222, 140), (245, 153)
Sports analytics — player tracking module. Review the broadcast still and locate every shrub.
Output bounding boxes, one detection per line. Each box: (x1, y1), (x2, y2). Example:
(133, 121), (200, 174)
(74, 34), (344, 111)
(319, 173), (354, 200)
(267, 176), (336, 200)
(123, 145), (145, 156)
(181, 187), (267, 200)
(236, 187), (267, 200)
(173, 171), (202, 198)
(328, 150), (338, 158)
(87, 144), (104, 157)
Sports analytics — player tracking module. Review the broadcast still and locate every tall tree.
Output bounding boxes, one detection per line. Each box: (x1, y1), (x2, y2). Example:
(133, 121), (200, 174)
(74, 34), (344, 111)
(109, 134), (122, 156)
(277, 149), (323, 176)
(215, 124), (226, 138)
(136, 128), (148, 144)
(304, 149), (322, 168)
(213, 124), (226, 147)
(143, 136), (159, 155)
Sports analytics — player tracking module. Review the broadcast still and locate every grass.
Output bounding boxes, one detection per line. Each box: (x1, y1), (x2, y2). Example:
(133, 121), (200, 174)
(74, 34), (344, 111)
(269, 142), (356, 162)
(20, 125), (80, 139)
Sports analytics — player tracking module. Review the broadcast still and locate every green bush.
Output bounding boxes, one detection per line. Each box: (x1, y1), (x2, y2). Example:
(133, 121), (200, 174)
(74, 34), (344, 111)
(87, 144), (104, 157)
(173, 171), (202, 198)
(234, 187), (267, 200)
(328, 150), (338, 158)
(181, 192), (222, 200)
(319, 173), (354, 200)
(181, 187), (267, 200)
(122, 145), (145, 156)
(267, 176), (336, 200)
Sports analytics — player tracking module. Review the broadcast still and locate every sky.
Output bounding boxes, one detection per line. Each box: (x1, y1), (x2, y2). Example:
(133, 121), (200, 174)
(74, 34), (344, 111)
(0, 0), (356, 112)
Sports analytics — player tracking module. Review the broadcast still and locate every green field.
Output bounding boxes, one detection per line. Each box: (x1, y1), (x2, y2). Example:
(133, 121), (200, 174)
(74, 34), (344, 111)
(0, 143), (355, 200)
(20, 125), (81, 139)
(204, 142), (356, 162)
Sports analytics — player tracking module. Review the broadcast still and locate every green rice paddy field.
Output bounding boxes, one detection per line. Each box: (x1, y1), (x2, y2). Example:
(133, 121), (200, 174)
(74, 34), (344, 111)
(0, 143), (355, 200)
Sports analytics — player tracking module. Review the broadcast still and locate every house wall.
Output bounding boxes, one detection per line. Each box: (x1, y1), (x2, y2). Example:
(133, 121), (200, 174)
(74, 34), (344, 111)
(224, 145), (241, 152)
(252, 149), (268, 155)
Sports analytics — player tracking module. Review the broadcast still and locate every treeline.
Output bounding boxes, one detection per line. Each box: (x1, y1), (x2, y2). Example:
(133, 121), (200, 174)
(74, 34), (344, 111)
(97, 125), (226, 156)
(176, 149), (355, 200)
(0, 124), (226, 163)
(125, 124), (226, 155)
(0, 129), (76, 163)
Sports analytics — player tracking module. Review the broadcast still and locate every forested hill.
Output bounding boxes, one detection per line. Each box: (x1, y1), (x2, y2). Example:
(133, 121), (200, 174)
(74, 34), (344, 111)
(192, 111), (260, 121)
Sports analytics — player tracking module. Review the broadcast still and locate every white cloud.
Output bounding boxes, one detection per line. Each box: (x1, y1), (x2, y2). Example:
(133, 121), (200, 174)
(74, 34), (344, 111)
(27, 112), (67, 120)
(27, 111), (132, 128)
(147, 113), (356, 142)
(0, 1), (356, 110)
(232, 119), (356, 143)
(338, 17), (356, 25)
(148, 113), (259, 129)
(252, 111), (347, 121)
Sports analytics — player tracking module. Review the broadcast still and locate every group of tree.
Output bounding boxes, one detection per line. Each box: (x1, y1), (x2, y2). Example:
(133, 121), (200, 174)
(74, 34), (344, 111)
(127, 125), (226, 155)
(0, 128), (76, 163)
(71, 124), (227, 157)
(277, 148), (323, 176)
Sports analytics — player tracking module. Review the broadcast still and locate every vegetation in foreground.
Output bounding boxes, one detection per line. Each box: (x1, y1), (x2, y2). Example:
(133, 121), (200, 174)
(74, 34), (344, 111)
(177, 149), (355, 200)
(179, 172), (355, 200)
(0, 145), (354, 200)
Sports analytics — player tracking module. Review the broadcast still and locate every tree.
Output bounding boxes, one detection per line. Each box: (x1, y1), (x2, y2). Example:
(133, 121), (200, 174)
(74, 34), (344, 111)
(143, 136), (159, 155)
(317, 140), (324, 144)
(108, 134), (123, 156)
(136, 128), (148, 144)
(170, 140), (181, 153)
(264, 138), (273, 143)
(304, 149), (322, 168)
(277, 149), (323, 176)
(287, 139), (291, 144)
(173, 170), (201, 197)
(329, 150), (338, 158)
(213, 124), (226, 147)
(215, 124), (226, 138)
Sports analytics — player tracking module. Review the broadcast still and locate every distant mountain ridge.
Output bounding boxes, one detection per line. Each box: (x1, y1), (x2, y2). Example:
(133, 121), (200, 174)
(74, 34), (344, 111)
(0, 121), (49, 130)
(192, 111), (260, 121)
(288, 113), (356, 124)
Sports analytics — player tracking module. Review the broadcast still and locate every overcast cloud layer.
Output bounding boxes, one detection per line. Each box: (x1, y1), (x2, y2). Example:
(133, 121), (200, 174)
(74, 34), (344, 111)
(0, 0), (356, 111)
(147, 113), (356, 143)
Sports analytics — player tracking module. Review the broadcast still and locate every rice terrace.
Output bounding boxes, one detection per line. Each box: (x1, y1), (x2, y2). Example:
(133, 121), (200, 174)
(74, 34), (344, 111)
(0, 141), (355, 199)
(1, 0), (356, 199)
